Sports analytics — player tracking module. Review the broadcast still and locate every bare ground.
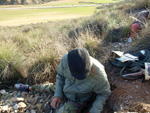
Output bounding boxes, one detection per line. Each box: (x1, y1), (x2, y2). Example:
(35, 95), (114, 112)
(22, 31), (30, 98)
(102, 41), (150, 112)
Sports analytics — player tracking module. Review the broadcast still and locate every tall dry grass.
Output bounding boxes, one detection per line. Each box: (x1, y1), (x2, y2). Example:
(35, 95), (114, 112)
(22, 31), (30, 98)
(130, 25), (150, 52)
(0, 17), (106, 85)
(1, 0), (149, 85)
(0, 23), (68, 84)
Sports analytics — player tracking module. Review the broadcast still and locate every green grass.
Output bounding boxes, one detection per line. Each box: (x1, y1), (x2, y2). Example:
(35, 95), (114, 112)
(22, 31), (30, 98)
(40, 0), (122, 6)
(0, 6), (99, 26)
(0, 0), (123, 26)
(0, 0), (123, 7)
(76, 0), (122, 3)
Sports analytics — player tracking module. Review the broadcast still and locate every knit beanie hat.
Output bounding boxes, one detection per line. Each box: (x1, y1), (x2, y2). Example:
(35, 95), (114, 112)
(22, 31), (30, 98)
(139, 10), (149, 18)
(68, 48), (91, 80)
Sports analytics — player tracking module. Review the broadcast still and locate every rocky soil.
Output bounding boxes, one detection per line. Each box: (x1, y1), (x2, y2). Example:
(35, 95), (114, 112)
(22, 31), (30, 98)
(0, 86), (53, 113)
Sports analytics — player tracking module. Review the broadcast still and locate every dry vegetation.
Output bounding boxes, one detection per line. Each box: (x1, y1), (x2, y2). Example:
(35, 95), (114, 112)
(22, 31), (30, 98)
(0, 0), (150, 86)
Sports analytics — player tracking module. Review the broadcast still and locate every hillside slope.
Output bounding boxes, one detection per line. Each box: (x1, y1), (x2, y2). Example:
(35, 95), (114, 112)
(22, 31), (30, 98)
(1, 0), (150, 112)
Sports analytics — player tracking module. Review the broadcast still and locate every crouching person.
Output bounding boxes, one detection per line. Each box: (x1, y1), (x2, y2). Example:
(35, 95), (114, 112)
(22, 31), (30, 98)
(51, 48), (111, 113)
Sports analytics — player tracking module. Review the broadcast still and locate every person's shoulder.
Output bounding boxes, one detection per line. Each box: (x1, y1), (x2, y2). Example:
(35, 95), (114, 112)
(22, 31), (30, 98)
(90, 56), (104, 69)
(60, 54), (68, 64)
(61, 53), (68, 60)
(89, 57), (106, 79)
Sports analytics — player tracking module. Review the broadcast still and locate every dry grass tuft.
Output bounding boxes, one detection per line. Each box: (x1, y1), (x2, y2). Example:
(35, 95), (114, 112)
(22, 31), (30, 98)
(130, 26), (150, 52)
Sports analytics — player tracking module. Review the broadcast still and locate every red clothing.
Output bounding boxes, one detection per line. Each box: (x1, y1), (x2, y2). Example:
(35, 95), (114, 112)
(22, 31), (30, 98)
(130, 10), (149, 39)
(130, 23), (140, 39)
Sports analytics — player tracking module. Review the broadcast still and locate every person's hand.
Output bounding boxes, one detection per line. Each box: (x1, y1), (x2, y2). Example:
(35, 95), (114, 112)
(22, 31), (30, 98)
(51, 97), (61, 109)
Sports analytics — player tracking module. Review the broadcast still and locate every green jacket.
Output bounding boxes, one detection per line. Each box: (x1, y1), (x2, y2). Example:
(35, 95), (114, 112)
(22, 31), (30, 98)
(54, 54), (111, 113)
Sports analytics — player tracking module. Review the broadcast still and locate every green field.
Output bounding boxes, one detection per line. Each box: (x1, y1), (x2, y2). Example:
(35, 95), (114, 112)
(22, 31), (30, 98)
(40, 0), (121, 6)
(0, 7), (99, 26)
(0, 0), (123, 26)
(0, 0), (122, 7)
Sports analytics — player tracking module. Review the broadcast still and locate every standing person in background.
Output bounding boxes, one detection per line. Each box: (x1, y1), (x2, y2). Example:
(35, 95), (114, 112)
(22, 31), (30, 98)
(51, 48), (111, 113)
(128, 10), (149, 43)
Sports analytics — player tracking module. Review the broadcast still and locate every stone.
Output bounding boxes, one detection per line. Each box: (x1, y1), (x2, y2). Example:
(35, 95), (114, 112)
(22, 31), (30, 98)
(44, 102), (49, 109)
(16, 97), (25, 102)
(13, 91), (18, 96)
(31, 109), (36, 113)
(1, 105), (8, 111)
(10, 93), (13, 95)
(28, 97), (38, 105)
(0, 89), (8, 95)
(26, 110), (30, 113)
(17, 91), (21, 97)
(14, 110), (18, 113)
(36, 103), (42, 112)
(39, 99), (43, 103)
(21, 92), (29, 98)
(14, 104), (19, 110)
(18, 102), (26, 108)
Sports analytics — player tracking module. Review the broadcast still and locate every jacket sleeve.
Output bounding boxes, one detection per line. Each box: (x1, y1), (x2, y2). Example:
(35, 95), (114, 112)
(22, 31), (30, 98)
(89, 67), (111, 113)
(54, 58), (65, 99)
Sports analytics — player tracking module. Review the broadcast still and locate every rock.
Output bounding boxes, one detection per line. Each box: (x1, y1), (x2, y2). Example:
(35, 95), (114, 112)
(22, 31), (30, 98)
(17, 91), (21, 97)
(13, 91), (18, 96)
(0, 89), (8, 95)
(21, 92), (29, 98)
(31, 109), (36, 113)
(36, 103), (43, 112)
(135, 85), (138, 88)
(28, 96), (38, 105)
(39, 99), (44, 103)
(26, 110), (30, 113)
(34, 93), (40, 97)
(14, 104), (19, 110)
(10, 102), (16, 107)
(18, 102), (26, 108)
(44, 102), (49, 109)
(118, 43), (122, 46)
(16, 97), (25, 102)
(0, 105), (8, 112)
(114, 45), (118, 48)
(14, 110), (18, 113)
(5, 99), (9, 104)
(10, 93), (13, 95)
